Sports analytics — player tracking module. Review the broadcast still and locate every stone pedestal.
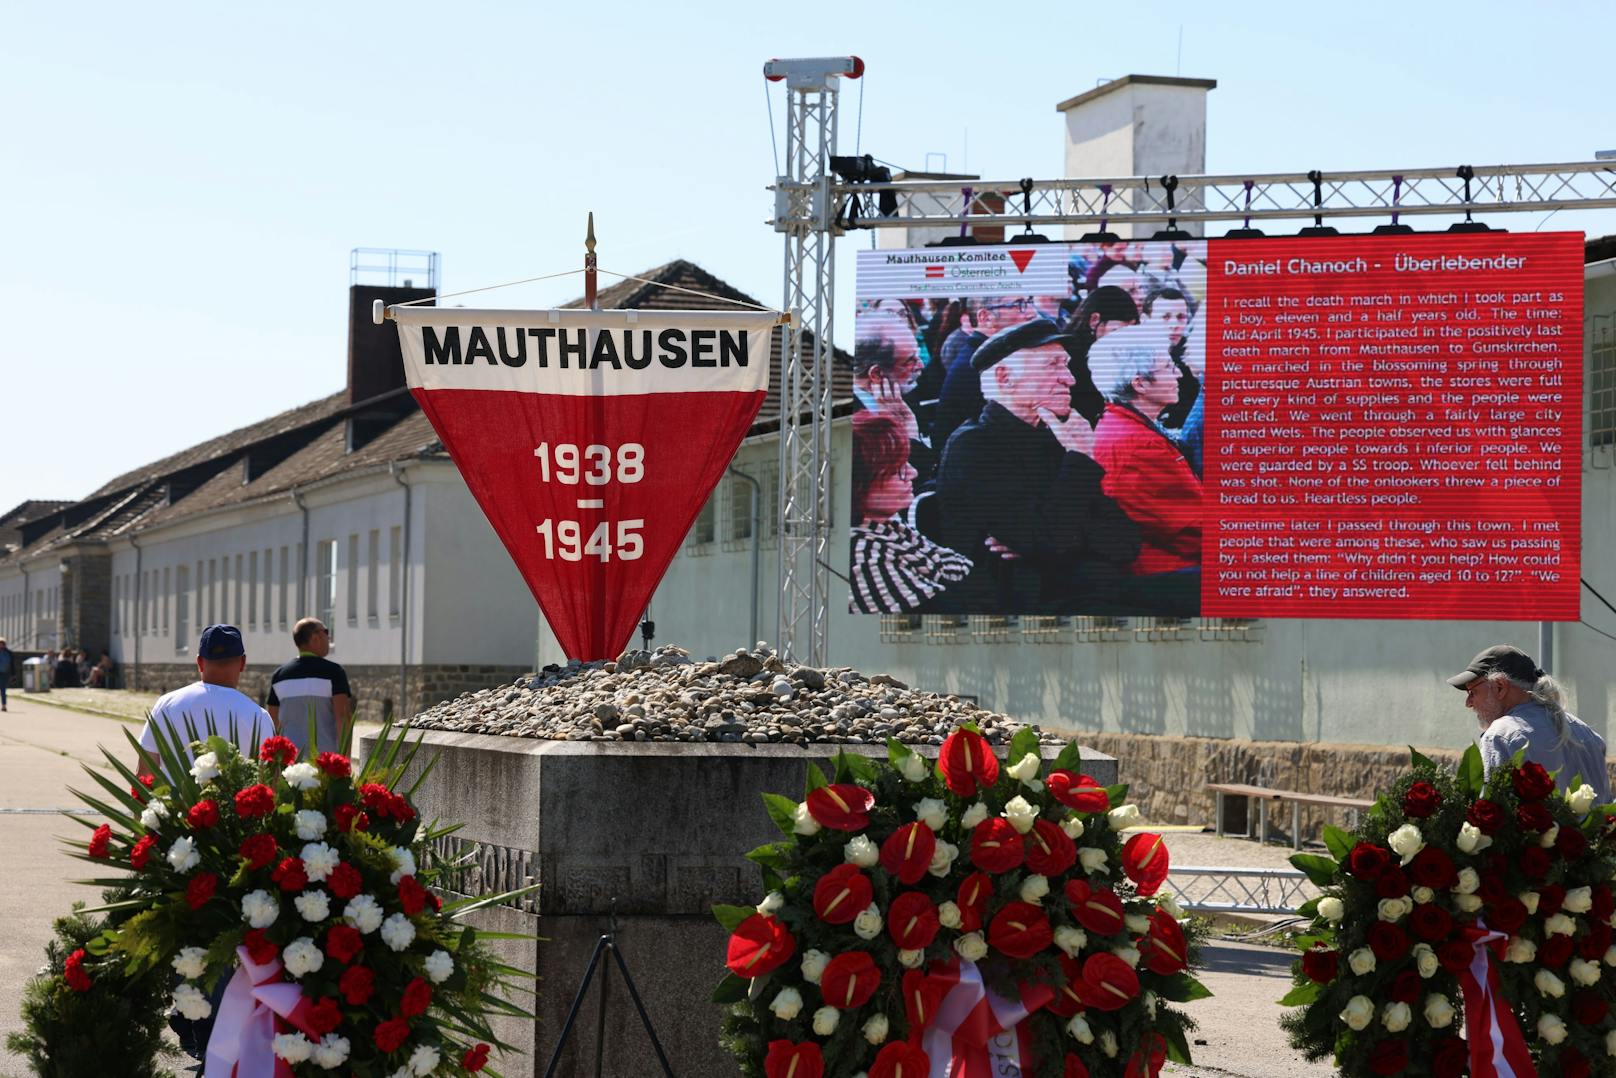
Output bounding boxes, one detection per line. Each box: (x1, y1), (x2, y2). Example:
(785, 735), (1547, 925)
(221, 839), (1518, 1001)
(372, 731), (1116, 1077)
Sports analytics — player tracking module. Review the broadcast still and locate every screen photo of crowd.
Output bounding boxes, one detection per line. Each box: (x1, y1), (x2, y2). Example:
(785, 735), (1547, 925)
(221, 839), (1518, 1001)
(850, 240), (1208, 617)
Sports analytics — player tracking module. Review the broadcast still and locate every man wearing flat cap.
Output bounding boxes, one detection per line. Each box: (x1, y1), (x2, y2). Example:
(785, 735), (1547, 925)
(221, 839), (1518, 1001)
(1450, 644), (1609, 802)
(931, 320), (1140, 612)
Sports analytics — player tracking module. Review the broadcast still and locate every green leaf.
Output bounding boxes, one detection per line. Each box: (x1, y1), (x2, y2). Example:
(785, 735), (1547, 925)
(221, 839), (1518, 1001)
(1008, 728), (1040, 770)
(1162, 1024), (1193, 1065)
(1457, 744), (1485, 796)
(1510, 746), (1527, 768)
(761, 793), (799, 837)
(1104, 783), (1129, 810)
(1321, 825), (1355, 864)
(1290, 854), (1339, 888)
(841, 752), (878, 783)
(1408, 745), (1433, 770)
(1279, 979), (1322, 1007)
(1295, 896), (1323, 920)
(711, 973), (749, 1004)
(1155, 973), (1214, 1002)
(1051, 740), (1084, 775)
(804, 763), (828, 797)
(887, 738), (913, 769)
(744, 843), (791, 872)
(712, 904), (755, 932)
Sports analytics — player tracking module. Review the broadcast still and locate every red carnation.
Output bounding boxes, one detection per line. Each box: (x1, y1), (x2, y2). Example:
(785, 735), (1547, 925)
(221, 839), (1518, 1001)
(259, 735), (298, 766)
(1367, 922), (1410, 962)
(1065, 879), (1126, 936)
(938, 728), (999, 799)
(398, 875), (429, 916)
(1401, 781), (1442, 818)
(1409, 903), (1454, 942)
(1076, 952), (1139, 1011)
(1374, 867), (1411, 900)
(724, 914), (795, 978)
(969, 818), (1024, 874)
(1024, 818), (1077, 877)
(1121, 832), (1170, 896)
(387, 792), (415, 822)
(812, 864), (873, 925)
(1347, 843), (1392, 882)
(130, 833), (157, 870)
(333, 804), (369, 833)
(326, 861), (362, 900)
(1467, 799), (1507, 835)
(338, 964), (375, 1005)
(360, 783), (394, 815)
(888, 891), (941, 951)
(373, 1017), (411, 1054)
(1574, 989), (1609, 1026)
(325, 923), (363, 964)
(763, 1041), (824, 1078)
(903, 968), (952, 1031)
(1387, 969), (1422, 1004)
(243, 928), (278, 965)
(956, 872), (992, 933)
(271, 856), (308, 892)
(1047, 770), (1110, 813)
(805, 783), (875, 832)
(1408, 847), (1456, 891)
(1437, 939), (1472, 974)
(1432, 1036), (1467, 1078)
(63, 948), (92, 992)
(1368, 1038), (1409, 1076)
(305, 997), (343, 1037)
(400, 976), (433, 1018)
(1520, 846), (1551, 879)
(315, 751), (351, 778)
(880, 822), (938, 886)
(1140, 909), (1188, 975)
(87, 824), (111, 859)
(239, 834), (278, 870)
(1513, 761), (1555, 800)
(461, 1044), (492, 1074)
(185, 872), (218, 911)
(820, 951), (881, 1009)
(869, 1042), (930, 1078)
(234, 784), (276, 818)
(1063, 1053), (1091, 1078)
(1539, 935), (1574, 968)
(1558, 826), (1588, 859)
(1517, 802), (1553, 833)
(988, 901), (1053, 959)
(1489, 896), (1528, 935)
(1300, 943), (1338, 984)
(1539, 884), (1567, 918)
(186, 800), (219, 830)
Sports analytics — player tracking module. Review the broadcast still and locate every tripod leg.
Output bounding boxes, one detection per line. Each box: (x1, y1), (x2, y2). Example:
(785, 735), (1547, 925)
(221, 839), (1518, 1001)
(541, 935), (610, 1078)
(609, 939), (677, 1077)
(593, 944), (612, 1078)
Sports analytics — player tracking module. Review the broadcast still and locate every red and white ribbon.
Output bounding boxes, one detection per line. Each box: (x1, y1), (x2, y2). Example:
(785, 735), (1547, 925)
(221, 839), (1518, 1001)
(204, 946), (318, 1078)
(919, 959), (1051, 1078)
(1459, 924), (1537, 1078)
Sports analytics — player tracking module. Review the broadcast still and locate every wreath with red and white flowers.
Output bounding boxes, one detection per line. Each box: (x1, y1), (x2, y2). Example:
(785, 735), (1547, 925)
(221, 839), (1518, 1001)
(714, 724), (1209, 1078)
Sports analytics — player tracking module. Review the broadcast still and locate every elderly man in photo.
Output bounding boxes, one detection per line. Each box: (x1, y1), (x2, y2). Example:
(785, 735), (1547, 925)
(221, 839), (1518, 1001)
(932, 319), (1139, 612)
(1450, 644), (1610, 802)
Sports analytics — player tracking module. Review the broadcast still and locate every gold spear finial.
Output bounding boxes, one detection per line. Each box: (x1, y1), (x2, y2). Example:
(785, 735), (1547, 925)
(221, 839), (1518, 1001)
(586, 212), (596, 255)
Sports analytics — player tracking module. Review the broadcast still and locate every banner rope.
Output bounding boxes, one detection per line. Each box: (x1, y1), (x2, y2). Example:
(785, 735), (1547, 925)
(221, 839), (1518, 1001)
(597, 269), (785, 313)
(390, 268), (588, 307)
(383, 266), (786, 318)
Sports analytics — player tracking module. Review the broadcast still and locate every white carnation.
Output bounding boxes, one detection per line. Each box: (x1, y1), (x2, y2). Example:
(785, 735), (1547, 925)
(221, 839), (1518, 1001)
(1456, 821), (1492, 854)
(800, 949), (830, 984)
(242, 889), (280, 929)
(792, 802), (822, 836)
(388, 847), (417, 886)
(1107, 804), (1140, 831)
(1006, 752), (1040, 784)
(1539, 1012), (1568, 1045)
(853, 904), (883, 941)
(938, 902), (963, 929)
(300, 842), (339, 882)
(172, 983), (213, 1021)
(770, 986), (804, 1020)
(1003, 796), (1038, 834)
(811, 1006), (839, 1036)
(171, 947), (208, 980)
(1347, 948), (1376, 976)
(1387, 823), (1424, 865)
(1381, 1001), (1411, 1033)
(1061, 815), (1086, 840)
(961, 802), (990, 829)
(928, 841), (959, 878)
(294, 811), (328, 842)
(1565, 887), (1594, 914)
(1078, 847), (1109, 875)
(282, 938), (324, 978)
(954, 932), (989, 962)
(294, 890), (331, 922)
(140, 800), (170, 831)
(167, 836), (200, 874)
(281, 762), (320, 790)
(1019, 875), (1050, 904)
(424, 948), (454, 984)
(863, 1013), (890, 1045)
(189, 752), (221, 783)
(380, 912), (417, 951)
(1569, 783), (1598, 816)
(407, 1045), (440, 1076)
(915, 798), (948, 831)
(1066, 1014), (1094, 1044)
(344, 894), (384, 935)
(272, 1033), (314, 1063)
(1055, 926), (1088, 957)
(844, 835), (879, 867)
(312, 1034), (351, 1069)
(898, 753), (928, 783)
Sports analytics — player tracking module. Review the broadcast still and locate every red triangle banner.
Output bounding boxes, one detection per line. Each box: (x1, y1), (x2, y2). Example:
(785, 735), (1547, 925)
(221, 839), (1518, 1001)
(394, 307), (776, 660)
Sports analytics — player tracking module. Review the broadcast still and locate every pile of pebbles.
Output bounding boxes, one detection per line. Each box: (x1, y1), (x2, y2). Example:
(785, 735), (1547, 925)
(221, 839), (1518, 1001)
(406, 643), (1061, 748)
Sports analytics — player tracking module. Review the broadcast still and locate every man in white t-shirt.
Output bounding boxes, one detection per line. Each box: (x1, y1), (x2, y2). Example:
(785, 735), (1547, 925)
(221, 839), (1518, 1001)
(136, 624), (273, 778)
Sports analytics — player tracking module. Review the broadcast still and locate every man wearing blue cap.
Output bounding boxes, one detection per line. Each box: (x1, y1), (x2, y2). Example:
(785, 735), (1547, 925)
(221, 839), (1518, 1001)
(135, 624), (273, 778)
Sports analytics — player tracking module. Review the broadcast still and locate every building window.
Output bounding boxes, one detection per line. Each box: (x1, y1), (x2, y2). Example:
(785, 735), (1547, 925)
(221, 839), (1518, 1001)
(234, 554), (244, 625)
(263, 548), (274, 631)
(367, 530), (380, 622)
(279, 546), (290, 628)
(138, 575), (148, 636)
(205, 559), (216, 625)
(688, 493), (717, 551)
(316, 540), (337, 632)
(248, 551), (258, 629)
(347, 534), (360, 626)
(388, 525), (402, 620)
(1592, 313), (1616, 448)
(162, 567), (171, 632)
(111, 577), (120, 635)
(176, 564), (190, 652)
(727, 473), (756, 545)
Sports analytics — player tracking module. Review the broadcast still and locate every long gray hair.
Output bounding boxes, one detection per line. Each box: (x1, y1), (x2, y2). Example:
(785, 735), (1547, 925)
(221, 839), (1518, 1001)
(1488, 669), (1570, 745)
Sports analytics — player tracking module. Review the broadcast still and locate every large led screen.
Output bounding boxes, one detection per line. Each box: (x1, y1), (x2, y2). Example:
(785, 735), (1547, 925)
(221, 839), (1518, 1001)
(849, 233), (1582, 620)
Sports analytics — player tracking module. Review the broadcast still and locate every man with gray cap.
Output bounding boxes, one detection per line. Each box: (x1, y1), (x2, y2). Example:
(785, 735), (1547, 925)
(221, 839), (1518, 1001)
(1450, 644), (1609, 802)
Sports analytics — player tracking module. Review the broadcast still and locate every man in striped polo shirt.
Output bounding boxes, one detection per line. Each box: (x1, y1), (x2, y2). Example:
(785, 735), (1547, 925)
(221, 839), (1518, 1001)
(267, 617), (352, 757)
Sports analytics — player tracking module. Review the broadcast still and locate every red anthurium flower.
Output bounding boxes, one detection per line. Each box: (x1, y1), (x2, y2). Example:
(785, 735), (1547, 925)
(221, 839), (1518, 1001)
(989, 902), (1053, 959)
(243, 928), (278, 966)
(315, 751), (351, 778)
(1078, 952), (1139, 1011)
(259, 735), (298, 766)
(461, 1044), (492, 1073)
(1064, 1053), (1091, 1078)
(1300, 943), (1338, 984)
(903, 968), (952, 1032)
(129, 834), (157, 870)
(326, 861), (362, 900)
(239, 834), (278, 871)
(812, 864), (873, 925)
(1124, 1033), (1167, 1078)
(806, 784), (875, 832)
(400, 976), (433, 1018)
(325, 924), (363, 964)
(1025, 818), (1077, 877)
(338, 965), (374, 1005)
(820, 951), (881, 1009)
(1141, 909), (1188, 975)
(305, 997), (343, 1037)
(1047, 771), (1110, 813)
(763, 1040), (825, 1078)
(234, 784), (276, 818)
(725, 914), (796, 978)
(939, 728), (998, 798)
(970, 818), (1024, 874)
(87, 824), (112, 859)
(1121, 833), (1170, 896)
(881, 822), (938, 885)
(187, 800), (220, 830)
(1047, 955), (1087, 1017)
(888, 891), (941, 951)
(956, 872), (992, 933)
(373, 1017), (411, 1054)
(1065, 879), (1126, 936)
(185, 873), (218, 911)
(869, 1042), (930, 1078)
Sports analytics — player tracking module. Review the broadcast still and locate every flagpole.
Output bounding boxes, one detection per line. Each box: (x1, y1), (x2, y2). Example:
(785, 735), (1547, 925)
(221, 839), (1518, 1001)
(585, 212), (598, 311)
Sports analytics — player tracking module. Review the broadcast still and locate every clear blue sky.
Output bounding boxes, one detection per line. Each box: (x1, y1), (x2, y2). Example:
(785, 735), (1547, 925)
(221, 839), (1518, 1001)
(4, 0), (1613, 508)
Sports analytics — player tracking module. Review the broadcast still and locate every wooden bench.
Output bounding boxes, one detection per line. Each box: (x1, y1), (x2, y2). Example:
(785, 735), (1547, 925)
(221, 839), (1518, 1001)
(1206, 782), (1376, 850)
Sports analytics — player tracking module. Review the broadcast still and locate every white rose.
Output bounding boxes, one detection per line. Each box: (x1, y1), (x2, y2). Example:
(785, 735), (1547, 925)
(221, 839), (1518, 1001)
(938, 902), (963, 929)
(380, 912), (416, 951)
(1569, 783), (1598, 816)
(171, 946), (209, 981)
(1125, 914), (1151, 935)
(1158, 894), (1185, 920)
(1536, 969), (1566, 998)
(1540, 824), (1560, 848)
(1456, 821), (1492, 854)
(1453, 868), (1480, 896)
(811, 1006), (839, 1036)
(1078, 848), (1110, 875)
(801, 949), (830, 984)
(1539, 1013), (1568, 1045)
(1381, 1001), (1411, 1033)
(793, 802), (822, 836)
(757, 891), (785, 916)
(1099, 1031), (1118, 1058)
(300, 842), (339, 883)
(140, 800), (170, 831)
(272, 1033), (314, 1064)
(344, 894), (383, 935)
(1318, 897), (1345, 923)
(1339, 995), (1374, 1031)
(1061, 815), (1086, 840)
(928, 842), (959, 878)
(1414, 944), (1439, 978)
(844, 835), (879, 867)
(406, 1045), (440, 1076)
(312, 1034), (351, 1070)
(167, 836), (200, 874)
(1066, 1014), (1094, 1044)
(853, 904), (883, 941)
(424, 949), (454, 984)
(1505, 937), (1538, 964)
(1108, 804), (1140, 831)
(960, 802), (990, 829)
(388, 847), (417, 886)
(282, 762), (320, 790)
(1424, 994), (1456, 1029)
(172, 982), (213, 1021)
(1411, 886), (1435, 905)
(954, 932), (989, 962)
(898, 949), (925, 969)
(1348, 948), (1377, 976)
(1143, 990), (1159, 1020)
(1007, 752), (1040, 784)
(1546, 913), (1578, 937)
(189, 752), (220, 783)
(1055, 926), (1088, 958)
(1571, 958), (1602, 986)
(915, 798), (948, 831)
(1377, 898), (1409, 923)
(294, 891), (331, 922)
(294, 810), (328, 842)
(282, 938), (324, 978)
(1521, 891), (1541, 915)
(1113, 944), (1141, 968)
(1387, 824), (1424, 865)
(770, 987), (804, 1020)
(1454, 894), (1483, 913)
(1020, 875), (1050, 904)
(1003, 796), (1038, 835)
(863, 1013), (890, 1045)
(242, 889), (280, 929)
(1566, 887), (1594, 914)
(898, 753), (928, 783)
